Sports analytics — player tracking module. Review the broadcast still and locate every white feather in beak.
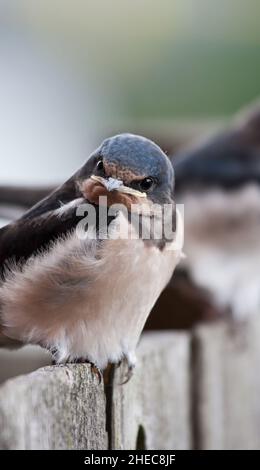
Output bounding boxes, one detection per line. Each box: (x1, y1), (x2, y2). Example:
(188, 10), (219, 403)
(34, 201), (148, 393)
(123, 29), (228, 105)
(91, 175), (147, 198)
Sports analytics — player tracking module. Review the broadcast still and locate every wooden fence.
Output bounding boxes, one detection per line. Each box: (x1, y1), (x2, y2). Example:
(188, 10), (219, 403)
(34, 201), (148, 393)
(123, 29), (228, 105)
(1, 318), (260, 450)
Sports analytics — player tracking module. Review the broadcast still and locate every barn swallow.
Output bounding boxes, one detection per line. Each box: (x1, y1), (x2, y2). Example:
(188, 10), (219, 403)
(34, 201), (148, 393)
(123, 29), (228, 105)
(0, 134), (183, 378)
(172, 101), (260, 321)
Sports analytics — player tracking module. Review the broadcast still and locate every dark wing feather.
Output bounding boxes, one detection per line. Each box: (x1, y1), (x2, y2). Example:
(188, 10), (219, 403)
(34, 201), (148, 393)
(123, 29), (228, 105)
(0, 205), (84, 272)
(0, 176), (84, 272)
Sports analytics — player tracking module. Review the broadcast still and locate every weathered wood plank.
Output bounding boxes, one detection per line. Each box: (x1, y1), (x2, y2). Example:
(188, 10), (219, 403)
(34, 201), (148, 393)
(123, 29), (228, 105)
(0, 364), (108, 450)
(193, 318), (260, 450)
(110, 332), (191, 450)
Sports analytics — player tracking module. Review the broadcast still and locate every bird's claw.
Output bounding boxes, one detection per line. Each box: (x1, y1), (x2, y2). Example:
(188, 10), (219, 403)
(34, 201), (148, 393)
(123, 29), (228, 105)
(56, 357), (103, 384)
(120, 363), (135, 385)
(90, 362), (103, 384)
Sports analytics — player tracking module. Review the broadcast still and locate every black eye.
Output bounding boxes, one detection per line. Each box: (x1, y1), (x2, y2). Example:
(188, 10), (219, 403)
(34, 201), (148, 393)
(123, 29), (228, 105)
(96, 160), (104, 171)
(139, 177), (155, 192)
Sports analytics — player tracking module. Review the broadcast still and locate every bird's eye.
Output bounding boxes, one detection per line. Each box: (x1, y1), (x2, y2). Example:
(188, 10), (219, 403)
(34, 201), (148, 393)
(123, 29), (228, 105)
(139, 177), (155, 192)
(96, 160), (104, 171)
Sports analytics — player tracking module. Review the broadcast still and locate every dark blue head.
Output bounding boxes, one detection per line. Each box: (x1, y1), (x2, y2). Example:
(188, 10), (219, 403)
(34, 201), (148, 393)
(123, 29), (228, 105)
(79, 134), (174, 205)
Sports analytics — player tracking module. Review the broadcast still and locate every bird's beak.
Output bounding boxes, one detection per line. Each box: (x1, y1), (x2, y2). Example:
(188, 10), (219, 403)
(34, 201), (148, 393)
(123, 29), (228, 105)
(91, 175), (147, 198)
(91, 175), (123, 192)
(104, 177), (124, 192)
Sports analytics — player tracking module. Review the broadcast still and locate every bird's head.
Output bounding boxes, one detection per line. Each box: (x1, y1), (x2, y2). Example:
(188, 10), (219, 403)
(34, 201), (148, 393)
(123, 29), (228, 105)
(77, 133), (174, 210)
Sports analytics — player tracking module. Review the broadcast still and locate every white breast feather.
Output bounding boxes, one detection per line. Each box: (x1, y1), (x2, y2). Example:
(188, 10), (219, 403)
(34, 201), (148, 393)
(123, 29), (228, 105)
(0, 210), (183, 368)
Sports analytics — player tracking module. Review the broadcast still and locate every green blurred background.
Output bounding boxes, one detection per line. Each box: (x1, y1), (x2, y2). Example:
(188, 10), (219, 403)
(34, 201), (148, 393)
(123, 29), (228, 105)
(23, 0), (260, 118)
(0, 0), (259, 184)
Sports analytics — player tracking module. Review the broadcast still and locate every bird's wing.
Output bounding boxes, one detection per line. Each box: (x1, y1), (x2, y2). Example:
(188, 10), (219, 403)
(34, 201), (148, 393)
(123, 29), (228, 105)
(0, 215), (101, 352)
(0, 160), (91, 270)
(20, 177), (79, 220)
(0, 197), (87, 272)
(0, 187), (91, 349)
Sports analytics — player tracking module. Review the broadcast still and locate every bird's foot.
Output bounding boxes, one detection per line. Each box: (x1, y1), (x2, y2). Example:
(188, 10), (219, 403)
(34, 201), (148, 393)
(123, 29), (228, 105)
(90, 362), (103, 384)
(120, 352), (136, 385)
(55, 356), (103, 384)
(73, 358), (103, 383)
(120, 363), (135, 385)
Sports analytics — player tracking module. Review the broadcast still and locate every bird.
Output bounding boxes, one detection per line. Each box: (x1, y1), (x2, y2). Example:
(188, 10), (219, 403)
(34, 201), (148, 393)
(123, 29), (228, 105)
(0, 133), (183, 379)
(171, 101), (260, 322)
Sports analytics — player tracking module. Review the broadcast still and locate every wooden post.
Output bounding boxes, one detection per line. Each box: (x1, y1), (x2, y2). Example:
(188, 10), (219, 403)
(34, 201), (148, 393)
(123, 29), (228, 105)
(3, 322), (260, 450)
(110, 332), (191, 450)
(0, 364), (108, 450)
(0, 332), (191, 450)
(192, 318), (260, 449)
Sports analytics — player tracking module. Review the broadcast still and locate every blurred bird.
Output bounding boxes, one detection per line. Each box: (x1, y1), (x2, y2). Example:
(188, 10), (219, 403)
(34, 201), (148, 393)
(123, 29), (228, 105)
(0, 134), (183, 378)
(172, 101), (260, 321)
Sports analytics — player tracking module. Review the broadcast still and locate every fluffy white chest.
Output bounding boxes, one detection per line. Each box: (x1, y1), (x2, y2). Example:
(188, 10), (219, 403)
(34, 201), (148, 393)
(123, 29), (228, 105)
(1, 212), (182, 368)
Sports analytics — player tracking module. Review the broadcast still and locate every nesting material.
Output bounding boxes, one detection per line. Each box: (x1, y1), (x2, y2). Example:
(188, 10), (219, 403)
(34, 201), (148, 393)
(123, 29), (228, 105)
(91, 175), (147, 198)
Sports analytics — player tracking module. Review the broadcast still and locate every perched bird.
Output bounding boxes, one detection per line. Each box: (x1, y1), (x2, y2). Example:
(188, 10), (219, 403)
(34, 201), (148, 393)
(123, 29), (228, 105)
(172, 101), (260, 321)
(0, 134), (183, 377)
